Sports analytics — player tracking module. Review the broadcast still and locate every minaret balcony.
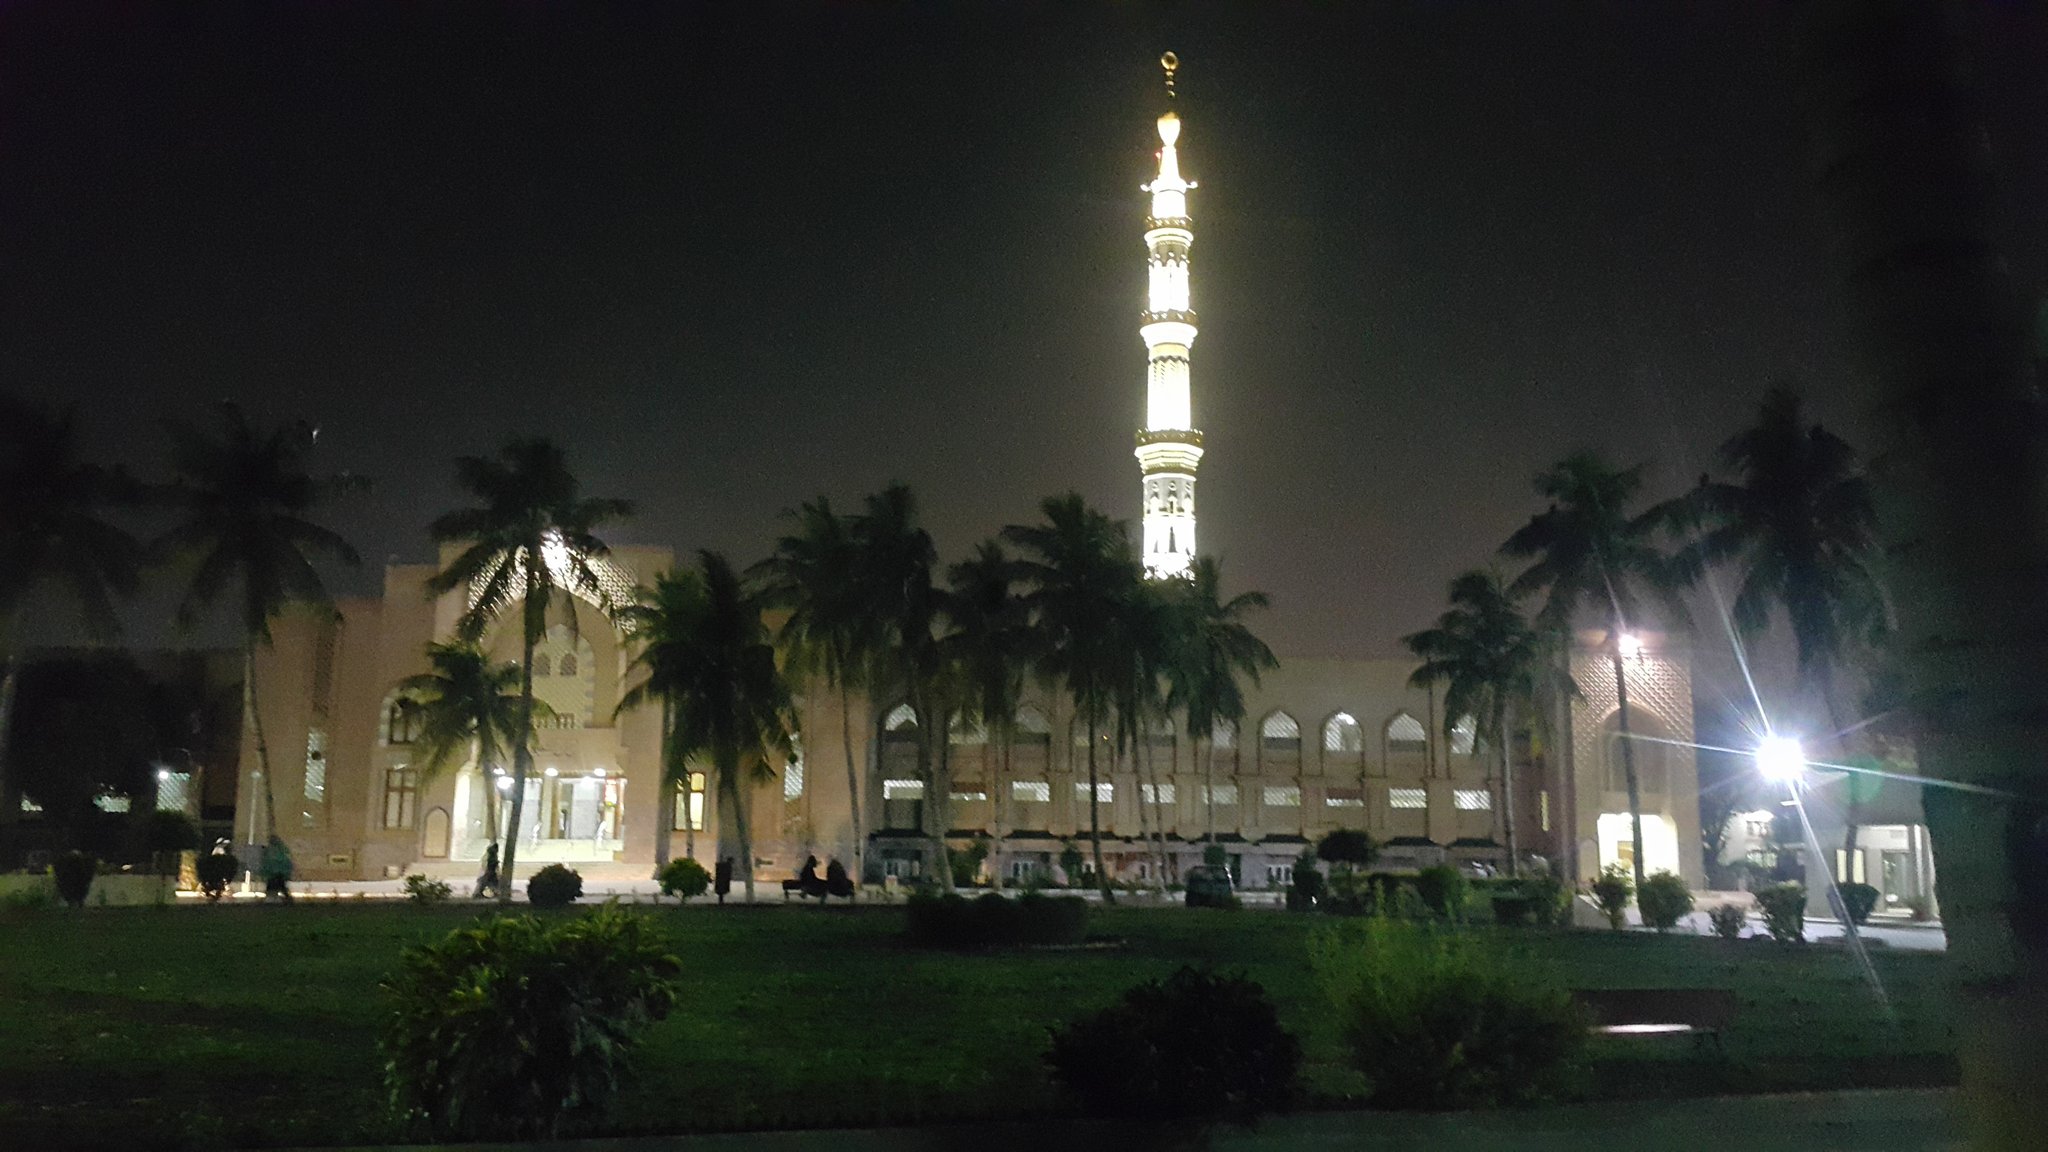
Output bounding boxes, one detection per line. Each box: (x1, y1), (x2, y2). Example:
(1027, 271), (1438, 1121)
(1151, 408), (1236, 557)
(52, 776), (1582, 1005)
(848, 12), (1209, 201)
(1146, 216), (1193, 232)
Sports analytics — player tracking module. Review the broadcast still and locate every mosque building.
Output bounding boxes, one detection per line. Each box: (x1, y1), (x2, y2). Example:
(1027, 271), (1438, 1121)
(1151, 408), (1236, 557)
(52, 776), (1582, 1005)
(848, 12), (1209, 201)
(232, 56), (1704, 893)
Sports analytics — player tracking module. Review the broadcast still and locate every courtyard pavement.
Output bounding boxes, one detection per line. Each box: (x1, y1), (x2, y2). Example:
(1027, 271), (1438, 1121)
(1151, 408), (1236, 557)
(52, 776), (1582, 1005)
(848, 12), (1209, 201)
(324, 1088), (1962, 1152)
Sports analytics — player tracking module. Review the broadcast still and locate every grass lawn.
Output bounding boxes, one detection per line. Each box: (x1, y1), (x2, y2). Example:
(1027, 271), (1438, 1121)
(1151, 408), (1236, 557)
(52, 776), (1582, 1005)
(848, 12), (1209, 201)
(0, 901), (1957, 1150)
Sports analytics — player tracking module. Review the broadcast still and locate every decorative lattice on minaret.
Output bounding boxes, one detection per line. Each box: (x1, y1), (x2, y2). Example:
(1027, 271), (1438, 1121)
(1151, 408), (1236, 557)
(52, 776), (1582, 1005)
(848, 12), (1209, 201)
(1135, 51), (1203, 580)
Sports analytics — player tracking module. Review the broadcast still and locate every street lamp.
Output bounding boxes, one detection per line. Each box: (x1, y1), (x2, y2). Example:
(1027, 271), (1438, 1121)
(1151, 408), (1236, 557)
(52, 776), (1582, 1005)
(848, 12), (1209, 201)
(1617, 632), (1644, 660)
(1756, 735), (1807, 785)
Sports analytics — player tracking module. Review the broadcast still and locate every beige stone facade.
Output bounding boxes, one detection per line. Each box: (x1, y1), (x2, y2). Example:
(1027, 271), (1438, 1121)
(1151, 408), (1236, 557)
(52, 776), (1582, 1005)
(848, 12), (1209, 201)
(239, 558), (1701, 890)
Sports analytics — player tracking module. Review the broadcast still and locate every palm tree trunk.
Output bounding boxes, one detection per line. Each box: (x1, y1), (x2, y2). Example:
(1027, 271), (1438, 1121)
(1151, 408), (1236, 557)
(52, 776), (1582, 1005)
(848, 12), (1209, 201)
(0, 646), (21, 830)
(1203, 734), (1217, 845)
(1610, 644), (1647, 893)
(1130, 729), (1151, 888)
(1498, 701), (1519, 878)
(244, 638), (280, 843)
(476, 725), (498, 858)
(497, 593), (540, 905)
(652, 695), (674, 878)
(839, 680), (864, 886)
(716, 748), (755, 902)
(926, 710), (955, 892)
(1146, 731), (1169, 894)
(1814, 659), (1862, 865)
(1086, 708), (1112, 903)
(683, 762), (697, 863)
(992, 722), (1011, 887)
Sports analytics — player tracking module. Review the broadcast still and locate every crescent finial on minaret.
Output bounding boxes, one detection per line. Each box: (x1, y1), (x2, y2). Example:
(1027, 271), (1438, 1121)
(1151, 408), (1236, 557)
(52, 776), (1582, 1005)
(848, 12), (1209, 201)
(1161, 51), (1178, 100)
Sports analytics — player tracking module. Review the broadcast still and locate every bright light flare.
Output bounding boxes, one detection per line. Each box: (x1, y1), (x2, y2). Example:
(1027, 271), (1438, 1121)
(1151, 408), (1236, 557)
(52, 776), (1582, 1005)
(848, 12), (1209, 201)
(1618, 632), (1644, 659)
(1756, 735), (1807, 784)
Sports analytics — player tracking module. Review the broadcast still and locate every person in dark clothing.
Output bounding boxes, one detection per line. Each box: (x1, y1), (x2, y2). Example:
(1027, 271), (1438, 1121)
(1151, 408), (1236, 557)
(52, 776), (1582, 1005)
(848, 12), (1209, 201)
(473, 841), (500, 899)
(260, 836), (293, 903)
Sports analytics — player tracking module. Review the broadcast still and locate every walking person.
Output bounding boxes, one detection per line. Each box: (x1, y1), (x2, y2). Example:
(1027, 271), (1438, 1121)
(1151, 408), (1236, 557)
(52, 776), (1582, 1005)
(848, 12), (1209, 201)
(473, 841), (500, 900)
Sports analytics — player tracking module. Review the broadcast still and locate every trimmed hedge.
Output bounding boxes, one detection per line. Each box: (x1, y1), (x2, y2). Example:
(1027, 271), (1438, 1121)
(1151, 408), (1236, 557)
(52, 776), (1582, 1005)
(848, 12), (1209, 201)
(527, 864), (584, 908)
(905, 891), (1088, 949)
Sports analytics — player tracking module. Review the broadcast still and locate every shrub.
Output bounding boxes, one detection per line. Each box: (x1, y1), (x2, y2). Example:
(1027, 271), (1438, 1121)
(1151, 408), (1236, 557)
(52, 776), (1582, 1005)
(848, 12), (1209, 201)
(1837, 881), (1880, 925)
(1046, 966), (1300, 1122)
(196, 852), (239, 901)
(380, 905), (681, 1138)
(1414, 864), (1467, 920)
(1184, 867), (1240, 910)
(1286, 850), (1325, 912)
(656, 858), (711, 901)
(0, 882), (56, 912)
(142, 810), (199, 865)
(905, 891), (1088, 948)
(403, 874), (453, 905)
(1708, 902), (1747, 941)
(51, 852), (96, 909)
(1489, 891), (1534, 926)
(1755, 882), (1807, 943)
(527, 864), (584, 908)
(1310, 918), (1586, 1108)
(1059, 843), (1086, 886)
(1316, 828), (1378, 869)
(1589, 865), (1633, 930)
(1636, 872), (1694, 932)
(950, 838), (990, 888)
(1522, 872), (1570, 927)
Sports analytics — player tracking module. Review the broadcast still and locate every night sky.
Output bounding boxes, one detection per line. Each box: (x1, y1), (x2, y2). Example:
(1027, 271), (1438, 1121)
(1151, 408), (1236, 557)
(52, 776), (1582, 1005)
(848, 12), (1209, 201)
(4, 2), (2045, 660)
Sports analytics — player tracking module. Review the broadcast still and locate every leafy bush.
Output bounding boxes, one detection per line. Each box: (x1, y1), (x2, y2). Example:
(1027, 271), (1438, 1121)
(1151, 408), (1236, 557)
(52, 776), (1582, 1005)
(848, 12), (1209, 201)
(403, 874), (453, 905)
(1045, 966), (1300, 1122)
(1636, 872), (1694, 932)
(1310, 918), (1586, 1108)
(905, 891), (1088, 948)
(1837, 881), (1879, 925)
(1755, 882), (1807, 943)
(1414, 864), (1467, 920)
(1316, 828), (1377, 869)
(52, 852), (96, 909)
(0, 882), (56, 912)
(1286, 850), (1325, 912)
(527, 864), (584, 908)
(1059, 843), (1086, 886)
(1708, 902), (1747, 941)
(1184, 867), (1241, 910)
(1522, 872), (1570, 927)
(196, 852), (239, 901)
(1489, 891), (1534, 926)
(380, 905), (681, 1138)
(656, 858), (711, 900)
(1589, 865), (1633, 930)
(142, 811), (199, 865)
(950, 838), (990, 889)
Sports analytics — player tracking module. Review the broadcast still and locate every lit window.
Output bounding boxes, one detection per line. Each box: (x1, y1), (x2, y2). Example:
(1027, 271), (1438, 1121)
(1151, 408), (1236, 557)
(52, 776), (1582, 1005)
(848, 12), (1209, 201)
(1322, 712), (1363, 753)
(672, 772), (706, 832)
(783, 756), (805, 800)
(1450, 716), (1478, 755)
(1389, 787), (1428, 810)
(302, 728), (327, 827)
(1454, 788), (1493, 811)
(1211, 722), (1237, 750)
(1263, 785), (1301, 808)
(950, 790), (989, 803)
(155, 771), (193, 813)
(1387, 714), (1428, 755)
(1203, 784), (1239, 805)
(383, 766), (418, 829)
(884, 704), (918, 732)
(1260, 712), (1300, 752)
(1540, 790), (1552, 832)
(1142, 783), (1176, 804)
(1011, 780), (1050, 803)
(1014, 707), (1052, 745)
(949, 716), (988, 746)
(883, 779), (925, 800)
(1075, 781), (1114, 803)
(1325, 787), (1365, 809)
(1265, 863), (1294, 887)
(93, 792), (132, 813)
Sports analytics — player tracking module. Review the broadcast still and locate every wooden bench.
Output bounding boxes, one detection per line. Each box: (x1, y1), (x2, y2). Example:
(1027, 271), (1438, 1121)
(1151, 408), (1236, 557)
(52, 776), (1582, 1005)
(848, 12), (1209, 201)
(1571, 988), (1738, 1049)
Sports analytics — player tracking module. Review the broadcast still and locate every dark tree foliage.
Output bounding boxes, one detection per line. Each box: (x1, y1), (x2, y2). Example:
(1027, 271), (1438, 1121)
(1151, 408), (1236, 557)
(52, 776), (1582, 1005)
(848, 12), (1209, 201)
(9, 656), (162, 837)
(1046, 966), (1300, 1123)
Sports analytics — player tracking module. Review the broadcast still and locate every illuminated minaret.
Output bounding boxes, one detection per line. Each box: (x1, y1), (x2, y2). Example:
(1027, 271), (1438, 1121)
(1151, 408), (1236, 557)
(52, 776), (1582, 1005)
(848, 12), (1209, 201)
(1135, 52), (1201, 579)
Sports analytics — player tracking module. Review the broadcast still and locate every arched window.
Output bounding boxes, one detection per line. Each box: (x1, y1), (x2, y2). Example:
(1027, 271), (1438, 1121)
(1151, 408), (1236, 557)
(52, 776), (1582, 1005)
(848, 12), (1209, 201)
(1322, 712), (1363, 753)
(949, 714), (987, 746)
(556, 653), (577, 677)
(1211, 721), (1237, 750)
(883, 703), (918, 734)
(1450, 715), (1478, 755)
(383, 694), (423, 746)
(1386, 712), (1428, 756)
(1260, 711), (1300, 752)
(532, 654), (551, 677)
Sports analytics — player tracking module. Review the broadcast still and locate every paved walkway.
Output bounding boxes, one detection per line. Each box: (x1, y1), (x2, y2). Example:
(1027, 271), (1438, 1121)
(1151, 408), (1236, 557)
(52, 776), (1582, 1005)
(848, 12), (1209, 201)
(330, 1089), (1961, 1151)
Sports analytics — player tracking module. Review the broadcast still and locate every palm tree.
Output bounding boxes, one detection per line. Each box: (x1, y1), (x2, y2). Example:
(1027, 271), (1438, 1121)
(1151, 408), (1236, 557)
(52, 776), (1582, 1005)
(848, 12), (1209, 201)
(0, 397), (142, 826)
(397, 640), (532, 855)
(750, 498), (878, 883)
(620, 557), (791, 902)
(1162, 556), (1277, 848)
(1794, 4), (2048, 1137)
(1676, 386), (1885, 856)
(425, 439), (630, 902)
(1005, 493), (1133, 903)
(945, 541), (1028, 885)
(1502, 452), (1688, 892)
(1107, 575), (1174, 894)
(1403, 570), (1546, 877)
(155, 402), (364, 842)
